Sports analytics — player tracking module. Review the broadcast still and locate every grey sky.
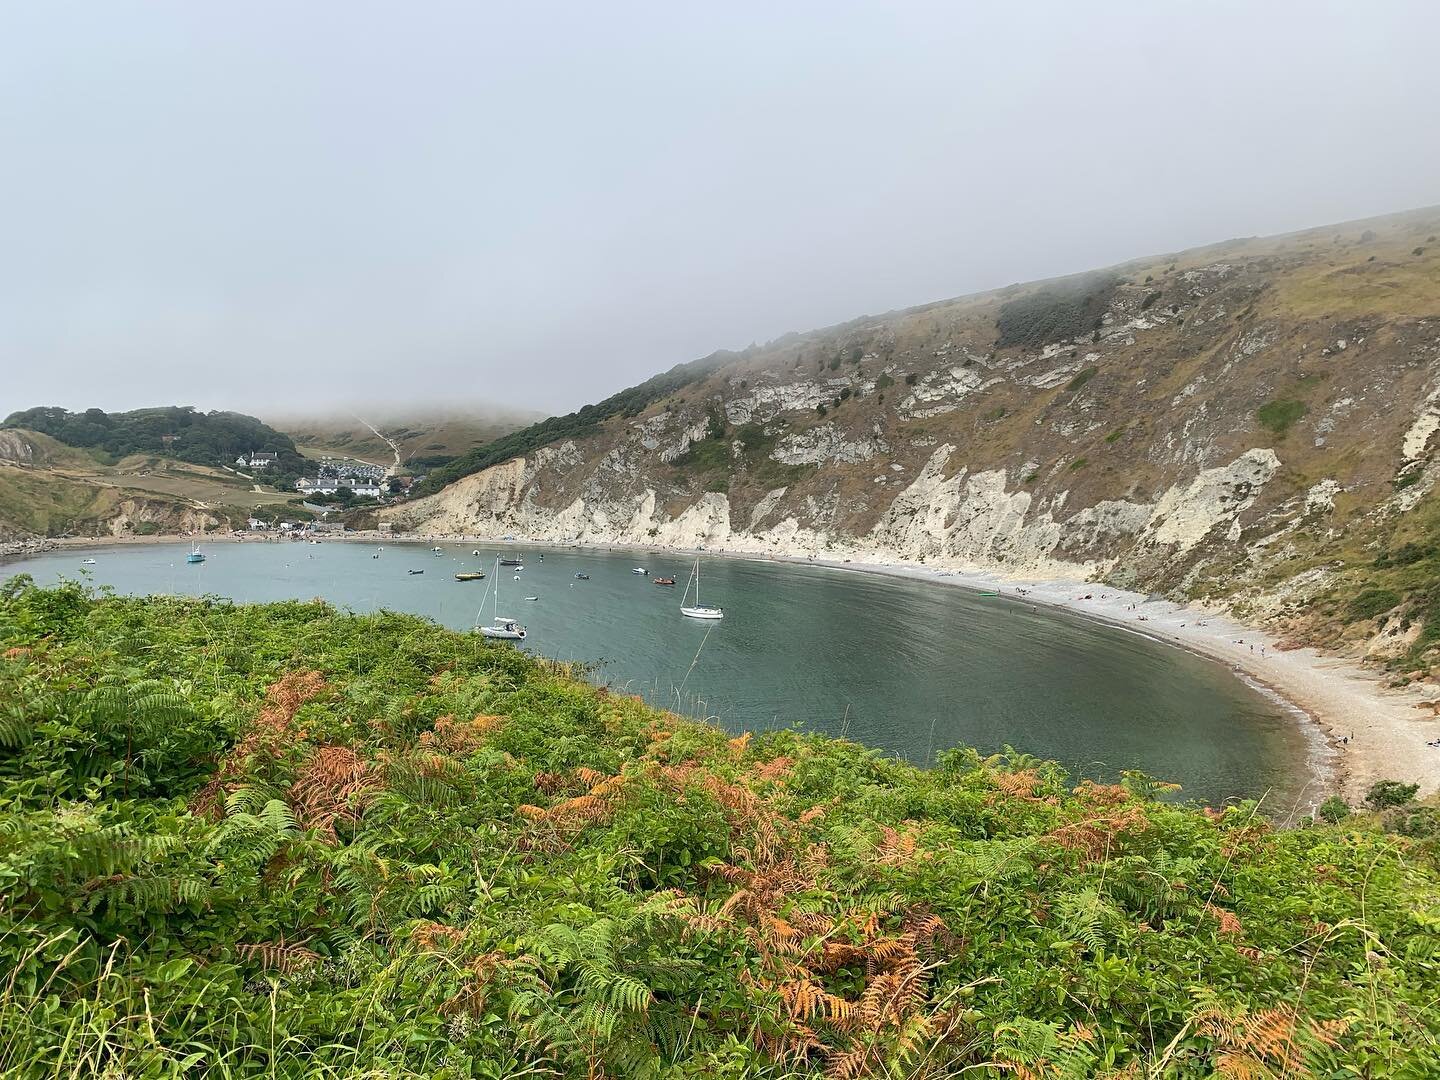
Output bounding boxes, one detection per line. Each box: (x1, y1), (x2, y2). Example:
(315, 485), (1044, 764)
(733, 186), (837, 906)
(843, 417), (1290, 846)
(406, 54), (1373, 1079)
(2, 1), (1437, 421)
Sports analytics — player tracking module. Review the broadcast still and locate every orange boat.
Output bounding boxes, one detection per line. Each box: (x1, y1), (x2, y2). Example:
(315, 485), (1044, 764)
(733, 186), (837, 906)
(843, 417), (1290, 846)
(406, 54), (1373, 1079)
(653, 577), (676, 586)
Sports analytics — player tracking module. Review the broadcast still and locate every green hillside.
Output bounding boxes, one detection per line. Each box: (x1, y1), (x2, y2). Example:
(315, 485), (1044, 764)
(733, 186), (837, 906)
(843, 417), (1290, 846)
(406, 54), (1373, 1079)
(2, 406), (306, 479)
(1, 581), (1435, 1077)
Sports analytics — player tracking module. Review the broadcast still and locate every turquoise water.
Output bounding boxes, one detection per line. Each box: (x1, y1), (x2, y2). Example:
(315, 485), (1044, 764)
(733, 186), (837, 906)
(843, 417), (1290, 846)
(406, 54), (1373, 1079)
(2, 540), (1319, 808)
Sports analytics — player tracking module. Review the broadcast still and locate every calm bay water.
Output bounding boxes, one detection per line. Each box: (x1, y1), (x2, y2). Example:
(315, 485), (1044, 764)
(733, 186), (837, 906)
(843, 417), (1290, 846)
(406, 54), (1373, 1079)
(3, 539), (1319, 808)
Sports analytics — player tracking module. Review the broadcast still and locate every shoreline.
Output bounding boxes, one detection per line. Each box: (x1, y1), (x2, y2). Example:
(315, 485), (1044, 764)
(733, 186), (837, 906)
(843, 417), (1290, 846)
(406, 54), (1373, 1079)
(11, 528), (1440, 805)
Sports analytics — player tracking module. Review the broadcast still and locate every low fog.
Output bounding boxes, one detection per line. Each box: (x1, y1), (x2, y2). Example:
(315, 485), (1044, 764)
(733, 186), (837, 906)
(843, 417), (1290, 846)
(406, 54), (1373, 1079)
(2, 1), (1438, 421)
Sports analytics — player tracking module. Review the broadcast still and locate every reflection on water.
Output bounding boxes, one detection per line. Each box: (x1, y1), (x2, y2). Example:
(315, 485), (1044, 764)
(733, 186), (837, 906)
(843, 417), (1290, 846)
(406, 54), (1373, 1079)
(2, 539), (1317, 808)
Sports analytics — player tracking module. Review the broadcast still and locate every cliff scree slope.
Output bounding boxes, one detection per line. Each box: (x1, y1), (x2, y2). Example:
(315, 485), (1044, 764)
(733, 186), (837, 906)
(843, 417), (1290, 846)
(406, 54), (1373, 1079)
(387, 207), (1440, 667)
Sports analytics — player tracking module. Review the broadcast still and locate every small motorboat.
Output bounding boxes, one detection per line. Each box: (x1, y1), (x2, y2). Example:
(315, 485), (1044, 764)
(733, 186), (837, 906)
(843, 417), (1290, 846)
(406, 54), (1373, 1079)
(632, 567), (648, 575)
(455, 571), (486, 582)
(408, 569), (425, 575)
(82, 558), (97, 565)
(472, 550), (481, 556)
(499, 556), (523, 567)
(432, 546), (442, 552)
(512, 565), (524, 572)
(653, 577), (676, 586)
(523, 595), (539, 601)
(574, 572), (589, 580)
(372, 553), (380, 559)
(186, 546), (206, 564)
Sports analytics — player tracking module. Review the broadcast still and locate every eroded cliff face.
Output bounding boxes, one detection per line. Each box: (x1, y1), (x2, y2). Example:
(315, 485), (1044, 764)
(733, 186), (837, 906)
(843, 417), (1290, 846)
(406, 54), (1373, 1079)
(385, 208), (1440, 622)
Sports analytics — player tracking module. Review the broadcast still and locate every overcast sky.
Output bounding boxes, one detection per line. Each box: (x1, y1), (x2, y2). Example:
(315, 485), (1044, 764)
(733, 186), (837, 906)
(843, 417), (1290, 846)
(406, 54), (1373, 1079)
(2, 1), (1438, 421)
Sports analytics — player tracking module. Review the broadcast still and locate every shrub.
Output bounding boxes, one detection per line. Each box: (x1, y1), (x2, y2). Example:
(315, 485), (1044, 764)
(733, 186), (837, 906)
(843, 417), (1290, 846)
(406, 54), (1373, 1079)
(994, 274), (1120, 350)
(1066, 367), (1099, 392)
(1069, 457), (1088, 471)
(1256, 398), (1308, 436)
(1374, 542), (1432, 568)
(904, 373), (919, 385)
(1317, 796), (1350, 824)
(1140, 290), (1162, 310)
(815, 403), (827, 417)
(874, 372), (895, 391)
(3, 586), (1440, 1077)
(1366, 780), (1419, 809)
(1345, 588), (1401, 622)
(1104, 428), (1125, 444)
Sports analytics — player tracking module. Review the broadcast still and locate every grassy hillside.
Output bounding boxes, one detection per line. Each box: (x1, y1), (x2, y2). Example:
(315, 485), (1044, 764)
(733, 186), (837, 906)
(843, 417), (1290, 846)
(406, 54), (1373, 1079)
(1, 582), (1436, 1077)
(0, 420), (312, 539)
(0, 466), (126, 539)
(2, 406), (306, 479)
(273, 407), (543, 470)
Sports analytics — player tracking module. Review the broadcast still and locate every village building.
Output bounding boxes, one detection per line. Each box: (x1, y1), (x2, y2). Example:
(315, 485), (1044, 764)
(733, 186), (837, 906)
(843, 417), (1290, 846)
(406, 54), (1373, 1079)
(236, 452), (278, 468)
(295, 476), (383, 499)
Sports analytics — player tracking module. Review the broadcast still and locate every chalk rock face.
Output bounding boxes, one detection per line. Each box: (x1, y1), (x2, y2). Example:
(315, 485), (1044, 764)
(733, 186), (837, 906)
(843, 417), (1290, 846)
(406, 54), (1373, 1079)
(772, 425), (886, 466)
(1143, 449), (1281, 556)
(898, 366), (999, 419)
(0, 431), (42, 466)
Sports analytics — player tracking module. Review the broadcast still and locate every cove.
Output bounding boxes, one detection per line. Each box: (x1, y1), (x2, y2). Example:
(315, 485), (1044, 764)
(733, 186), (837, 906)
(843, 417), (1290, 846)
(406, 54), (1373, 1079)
(2, 539), (1319, 809)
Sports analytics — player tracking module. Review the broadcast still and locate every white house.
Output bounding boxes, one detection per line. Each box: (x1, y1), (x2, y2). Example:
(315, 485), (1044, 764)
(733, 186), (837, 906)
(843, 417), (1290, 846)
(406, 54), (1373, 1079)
(295, 478), (340, 495)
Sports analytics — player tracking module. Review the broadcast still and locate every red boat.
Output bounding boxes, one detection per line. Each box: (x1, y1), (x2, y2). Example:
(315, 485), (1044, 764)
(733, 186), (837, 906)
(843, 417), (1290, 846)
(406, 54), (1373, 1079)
(653, 577), (676, 586)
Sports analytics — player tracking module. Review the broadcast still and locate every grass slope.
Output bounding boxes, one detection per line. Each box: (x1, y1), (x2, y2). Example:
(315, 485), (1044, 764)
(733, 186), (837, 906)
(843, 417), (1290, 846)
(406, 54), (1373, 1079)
(1, 583), (1437, 1077)
(273, 409), (543, 469)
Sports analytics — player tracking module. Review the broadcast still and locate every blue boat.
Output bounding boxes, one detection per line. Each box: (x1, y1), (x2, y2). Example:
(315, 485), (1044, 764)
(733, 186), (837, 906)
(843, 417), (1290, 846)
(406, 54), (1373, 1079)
(186, 546), (205, 564)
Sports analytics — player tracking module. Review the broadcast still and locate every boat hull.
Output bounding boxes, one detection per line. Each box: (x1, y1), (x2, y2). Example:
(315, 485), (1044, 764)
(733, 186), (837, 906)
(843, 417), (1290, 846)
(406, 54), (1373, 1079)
(479, 626), (526, 640)
(681, 606), (724, 620)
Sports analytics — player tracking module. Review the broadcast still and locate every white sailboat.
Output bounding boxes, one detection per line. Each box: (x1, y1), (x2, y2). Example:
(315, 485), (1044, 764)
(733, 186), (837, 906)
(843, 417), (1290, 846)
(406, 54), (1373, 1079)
(477, 557), (527, 640)
(680, 556), (724, 620)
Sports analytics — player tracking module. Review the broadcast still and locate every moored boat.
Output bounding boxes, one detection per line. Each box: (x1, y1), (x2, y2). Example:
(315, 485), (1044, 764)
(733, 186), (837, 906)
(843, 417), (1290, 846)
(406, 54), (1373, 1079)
(653, 577), (675, 586)
(186, 546), (205, 564)
(680, 556), (723, 620)
(455, 571), (486, 581)
(477, 558), (527, 640)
